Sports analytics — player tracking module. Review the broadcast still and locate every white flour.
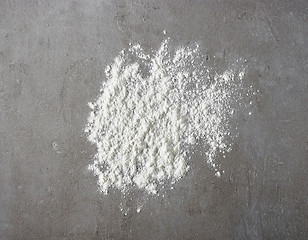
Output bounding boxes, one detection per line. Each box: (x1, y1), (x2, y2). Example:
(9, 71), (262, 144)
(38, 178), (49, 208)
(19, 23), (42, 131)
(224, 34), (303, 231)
(85, 39), (245, 194)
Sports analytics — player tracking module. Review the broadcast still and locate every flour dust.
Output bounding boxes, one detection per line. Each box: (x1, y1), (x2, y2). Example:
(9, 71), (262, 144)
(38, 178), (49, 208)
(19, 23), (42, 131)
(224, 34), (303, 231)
(85, 38), (245, 194)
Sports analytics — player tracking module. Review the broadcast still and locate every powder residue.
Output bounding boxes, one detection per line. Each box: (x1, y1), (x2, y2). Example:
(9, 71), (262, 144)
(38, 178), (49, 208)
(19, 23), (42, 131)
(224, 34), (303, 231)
(85, 39), (245, 194)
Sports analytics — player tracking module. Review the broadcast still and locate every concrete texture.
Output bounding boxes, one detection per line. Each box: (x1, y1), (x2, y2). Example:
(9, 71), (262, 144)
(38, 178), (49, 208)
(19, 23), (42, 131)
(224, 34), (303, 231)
(1, 0), (308, 239)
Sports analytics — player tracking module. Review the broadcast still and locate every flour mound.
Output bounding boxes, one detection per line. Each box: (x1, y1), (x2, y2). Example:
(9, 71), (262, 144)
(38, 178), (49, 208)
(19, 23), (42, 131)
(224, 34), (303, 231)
(85, 39), (244, 194)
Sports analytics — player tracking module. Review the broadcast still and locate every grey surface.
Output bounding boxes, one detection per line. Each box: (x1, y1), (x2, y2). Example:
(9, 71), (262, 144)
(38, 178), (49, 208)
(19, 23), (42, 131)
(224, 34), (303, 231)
(1, 0), (308, 239)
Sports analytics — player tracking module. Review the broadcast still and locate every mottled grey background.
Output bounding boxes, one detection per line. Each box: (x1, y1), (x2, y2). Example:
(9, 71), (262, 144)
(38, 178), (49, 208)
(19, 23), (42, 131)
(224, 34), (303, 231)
(0, 0), (308, 239)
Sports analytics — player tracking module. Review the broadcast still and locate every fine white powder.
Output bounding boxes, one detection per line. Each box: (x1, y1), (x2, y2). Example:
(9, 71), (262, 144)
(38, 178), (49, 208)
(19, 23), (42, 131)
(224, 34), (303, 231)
(85, 39), (244, 194)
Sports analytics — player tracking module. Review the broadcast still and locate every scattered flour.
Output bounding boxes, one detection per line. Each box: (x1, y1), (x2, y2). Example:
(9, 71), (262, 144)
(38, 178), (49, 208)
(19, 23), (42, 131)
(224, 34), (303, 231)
(85, 38), (245, 194)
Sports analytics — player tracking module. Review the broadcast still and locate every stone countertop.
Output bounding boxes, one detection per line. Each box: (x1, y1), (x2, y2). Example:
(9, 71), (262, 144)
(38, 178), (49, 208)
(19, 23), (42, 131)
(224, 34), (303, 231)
(0, 0), (307, 239)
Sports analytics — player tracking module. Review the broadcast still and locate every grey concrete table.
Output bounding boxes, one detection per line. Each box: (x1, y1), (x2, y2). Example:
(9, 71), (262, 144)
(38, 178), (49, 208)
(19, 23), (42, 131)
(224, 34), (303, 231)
(1, 0), (307, 239)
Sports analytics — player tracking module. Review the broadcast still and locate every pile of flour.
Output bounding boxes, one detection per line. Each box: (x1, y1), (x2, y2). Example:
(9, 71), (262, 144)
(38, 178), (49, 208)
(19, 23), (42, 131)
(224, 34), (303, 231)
(85, 39), (244, 194)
